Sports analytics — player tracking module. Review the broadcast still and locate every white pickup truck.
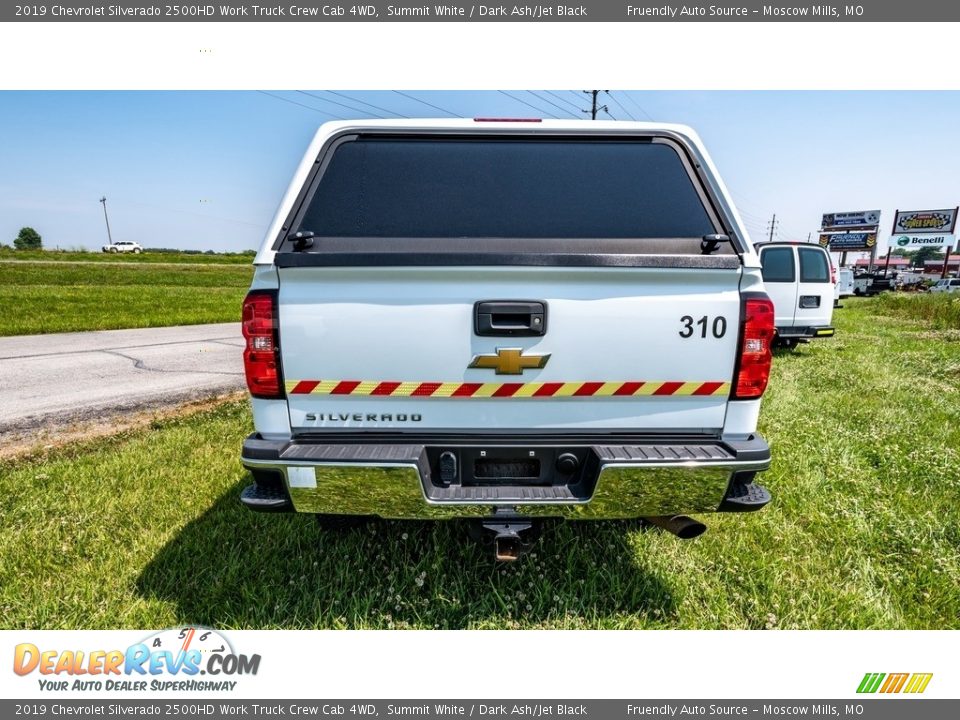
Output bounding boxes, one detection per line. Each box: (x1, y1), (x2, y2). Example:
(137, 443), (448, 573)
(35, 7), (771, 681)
(239, 119), (775, 559)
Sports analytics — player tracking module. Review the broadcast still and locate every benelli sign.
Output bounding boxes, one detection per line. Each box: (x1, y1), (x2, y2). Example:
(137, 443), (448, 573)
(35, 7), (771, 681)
(892, 208), (957, 235)
(893, 234), (955, 249)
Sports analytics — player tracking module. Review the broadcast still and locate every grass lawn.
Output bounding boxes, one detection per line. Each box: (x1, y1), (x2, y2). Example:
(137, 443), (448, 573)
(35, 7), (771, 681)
(0, 296), (958, 629)
(869, 290), (960, 330)
(0, 248), (255, 264)
(0, 261), (251, 335)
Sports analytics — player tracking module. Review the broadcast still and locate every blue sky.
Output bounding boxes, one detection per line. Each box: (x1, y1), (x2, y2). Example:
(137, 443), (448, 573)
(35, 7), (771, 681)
(1, 91), (958, 256)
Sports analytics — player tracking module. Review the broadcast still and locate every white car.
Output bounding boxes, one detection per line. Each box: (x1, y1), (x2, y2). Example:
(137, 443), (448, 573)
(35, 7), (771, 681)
(237, 119), (775, 559)
(756, 241), (835, 346)
(930, 278), (960, 293)
(102, 240), (142, 253)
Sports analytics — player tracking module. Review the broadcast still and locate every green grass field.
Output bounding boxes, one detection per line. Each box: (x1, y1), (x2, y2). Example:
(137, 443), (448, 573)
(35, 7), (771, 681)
(0, 260), (251, 335)
(0, 248), (255, 264)
(1, 296), (958, 629)
(869, 290), (960, 330)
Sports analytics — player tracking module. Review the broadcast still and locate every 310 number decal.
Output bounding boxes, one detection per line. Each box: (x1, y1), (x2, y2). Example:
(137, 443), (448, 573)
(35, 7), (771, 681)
(679, 315), (727, 339)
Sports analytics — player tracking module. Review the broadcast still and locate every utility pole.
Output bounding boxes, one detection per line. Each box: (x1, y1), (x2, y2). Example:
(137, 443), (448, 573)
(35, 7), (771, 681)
(582, 90), (608, 120)
(99, 196), (113, 245)
(767, 213), (778, 242)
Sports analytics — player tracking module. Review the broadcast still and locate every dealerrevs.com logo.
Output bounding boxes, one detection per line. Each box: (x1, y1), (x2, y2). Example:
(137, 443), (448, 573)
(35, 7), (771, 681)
(13, 627), (261, 693)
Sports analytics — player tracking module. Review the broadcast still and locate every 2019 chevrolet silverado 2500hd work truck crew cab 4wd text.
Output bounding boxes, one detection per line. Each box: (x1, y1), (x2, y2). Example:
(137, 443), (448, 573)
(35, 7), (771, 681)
(239, 119), (775, 559)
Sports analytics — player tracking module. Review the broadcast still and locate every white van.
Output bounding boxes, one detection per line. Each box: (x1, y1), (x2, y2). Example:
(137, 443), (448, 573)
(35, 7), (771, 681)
(931, 278), (960, 293)
(757, 242), (835, 346)
(836, 267), (854, 299)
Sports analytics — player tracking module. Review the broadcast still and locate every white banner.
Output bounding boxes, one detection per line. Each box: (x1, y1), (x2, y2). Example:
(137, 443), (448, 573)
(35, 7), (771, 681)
(2, 630), (956, 700)
(890, 234), (955, 249)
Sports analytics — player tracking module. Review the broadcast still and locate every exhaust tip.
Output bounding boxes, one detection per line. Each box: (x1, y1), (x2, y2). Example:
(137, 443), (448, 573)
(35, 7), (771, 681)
(644, 515), (707, 540)
(674, 519), (707, 540)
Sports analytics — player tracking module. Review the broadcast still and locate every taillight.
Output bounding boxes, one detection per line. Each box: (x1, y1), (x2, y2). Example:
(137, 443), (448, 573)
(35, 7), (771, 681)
(733, 295), (775, 399)
(242, 291), (283, 399)
(831, 266), (837, 285)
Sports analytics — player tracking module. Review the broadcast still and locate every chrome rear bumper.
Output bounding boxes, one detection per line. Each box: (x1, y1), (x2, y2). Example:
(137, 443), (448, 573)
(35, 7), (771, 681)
(240, 434), (771, 520)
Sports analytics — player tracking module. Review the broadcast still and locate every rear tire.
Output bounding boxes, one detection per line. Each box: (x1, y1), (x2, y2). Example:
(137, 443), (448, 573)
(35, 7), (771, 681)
(133, 248), (141, 254)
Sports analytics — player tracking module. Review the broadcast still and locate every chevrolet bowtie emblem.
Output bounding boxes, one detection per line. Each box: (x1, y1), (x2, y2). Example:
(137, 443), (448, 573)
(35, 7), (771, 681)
(468, 348), (551, 375)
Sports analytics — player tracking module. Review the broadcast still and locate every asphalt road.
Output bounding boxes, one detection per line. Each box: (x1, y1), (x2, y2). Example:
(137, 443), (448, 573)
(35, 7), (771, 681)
(0, 323), (245, 435)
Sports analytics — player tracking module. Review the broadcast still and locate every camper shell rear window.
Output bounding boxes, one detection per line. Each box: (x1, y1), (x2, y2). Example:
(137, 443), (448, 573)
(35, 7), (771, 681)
(276, 134), (735, 262)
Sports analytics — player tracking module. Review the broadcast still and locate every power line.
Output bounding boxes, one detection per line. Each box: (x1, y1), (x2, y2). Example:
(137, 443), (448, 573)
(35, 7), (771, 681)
(325, 90), (408, 118)
(297, 90), (379, 118)
(544, 90), (584, 113)
(498, 90), (561, 119)
(736, 207), (769, 223)
(391, 90), (460, 117)
(736, 204), (766, 217)
(603, 106), (617, 120)
(621, 91), (655, 121)
(605, 91), (636, 121)
(730, 191), (770, 217)
(528, 91), (579, 118)
(116, 197), (267, 229)
(256, 91), (346, 119)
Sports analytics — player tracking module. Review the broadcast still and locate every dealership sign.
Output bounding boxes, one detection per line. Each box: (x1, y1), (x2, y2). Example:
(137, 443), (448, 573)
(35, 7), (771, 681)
(891, 208), (957, 235)
(819, 232), (878, 250)
(891, 233), (955, 249)
(821, 210), (881, 231)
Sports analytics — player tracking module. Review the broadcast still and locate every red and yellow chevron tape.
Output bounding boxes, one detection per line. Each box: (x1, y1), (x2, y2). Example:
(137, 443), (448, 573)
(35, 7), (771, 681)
(286, 380), (731, 398)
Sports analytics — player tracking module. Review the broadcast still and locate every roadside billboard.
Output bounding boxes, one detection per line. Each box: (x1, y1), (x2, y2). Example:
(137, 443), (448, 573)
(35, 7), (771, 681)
(821, 210), (881, 230)
(891, 208), (958, 235)
(819, 231), (878, 251)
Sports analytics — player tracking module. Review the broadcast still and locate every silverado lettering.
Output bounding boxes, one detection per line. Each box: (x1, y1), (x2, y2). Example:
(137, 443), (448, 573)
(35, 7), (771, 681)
(304, 413), (423, 422)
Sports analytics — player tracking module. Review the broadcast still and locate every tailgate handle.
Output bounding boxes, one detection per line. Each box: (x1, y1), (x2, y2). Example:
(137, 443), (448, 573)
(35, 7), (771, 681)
(475, 301), (547, 337)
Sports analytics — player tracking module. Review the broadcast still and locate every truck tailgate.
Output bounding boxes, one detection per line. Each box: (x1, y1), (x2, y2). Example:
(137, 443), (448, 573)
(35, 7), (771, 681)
(278, 265), (741, 432)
